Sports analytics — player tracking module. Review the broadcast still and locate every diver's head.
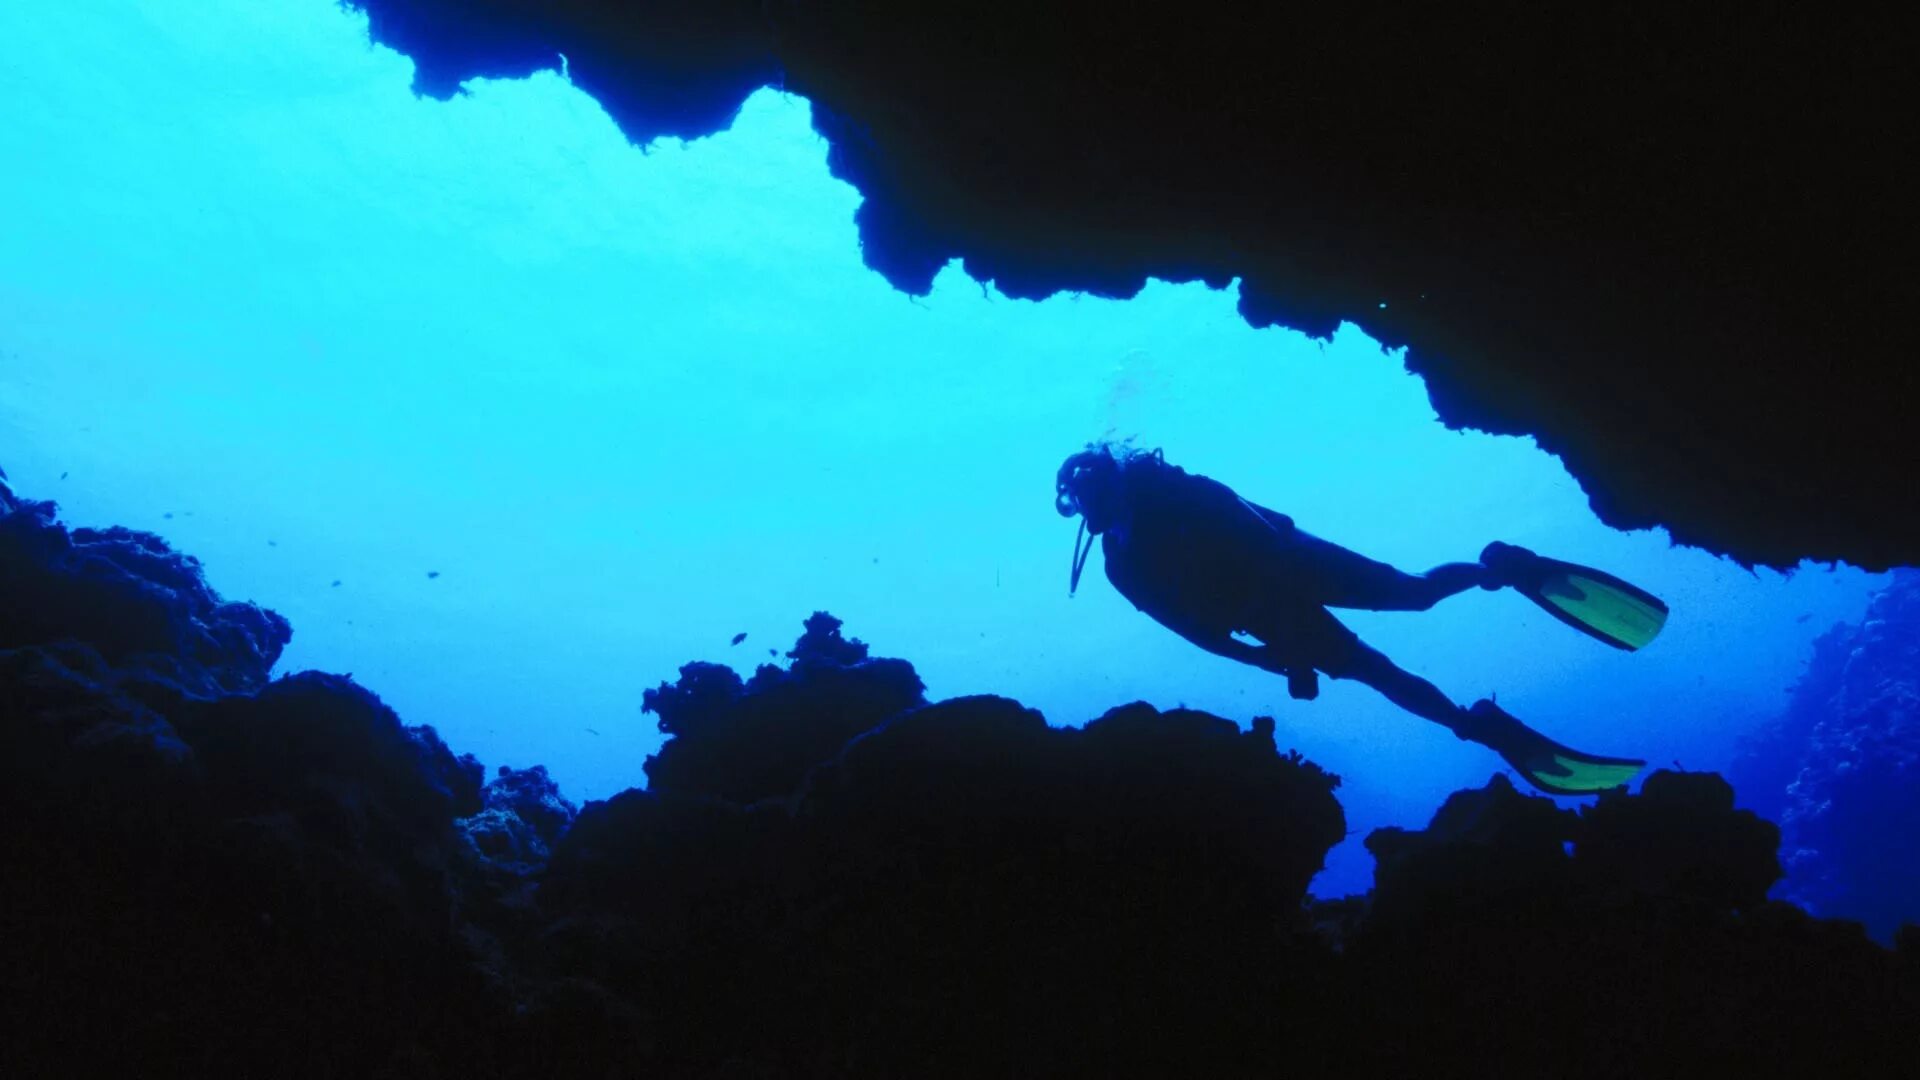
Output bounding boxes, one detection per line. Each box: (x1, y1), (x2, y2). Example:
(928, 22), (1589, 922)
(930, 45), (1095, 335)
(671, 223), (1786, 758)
(1055, 445), (1126, 534)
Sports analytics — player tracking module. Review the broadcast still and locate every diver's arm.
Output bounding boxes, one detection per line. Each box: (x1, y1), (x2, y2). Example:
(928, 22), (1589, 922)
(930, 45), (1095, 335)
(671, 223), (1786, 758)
(1146, 604), (1321, 698)
(1106, 554), (1275, 669)
(1157, 611), (1270, 668)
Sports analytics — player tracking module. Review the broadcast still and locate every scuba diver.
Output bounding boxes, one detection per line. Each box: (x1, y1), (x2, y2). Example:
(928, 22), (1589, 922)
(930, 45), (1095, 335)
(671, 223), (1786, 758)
(1054, 443), (1669, 795)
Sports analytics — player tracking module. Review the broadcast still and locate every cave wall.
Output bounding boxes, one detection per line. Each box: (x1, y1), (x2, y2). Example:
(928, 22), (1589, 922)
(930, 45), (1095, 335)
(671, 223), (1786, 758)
(347, 1), (1917, 570)
(1732, 570), (1920, 940)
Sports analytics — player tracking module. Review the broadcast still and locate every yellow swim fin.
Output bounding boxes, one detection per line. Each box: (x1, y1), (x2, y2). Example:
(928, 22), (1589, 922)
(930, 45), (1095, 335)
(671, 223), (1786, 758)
(1483, 542), (1669, 651)
(1462, 699), (1645, 796)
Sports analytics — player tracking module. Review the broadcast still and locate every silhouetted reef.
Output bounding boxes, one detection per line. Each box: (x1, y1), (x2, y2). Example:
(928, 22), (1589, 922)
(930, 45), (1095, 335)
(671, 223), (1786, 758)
(0, 474), (288, 697)
(640, 611), (927, 804)
(4, 478), (1917, 1076)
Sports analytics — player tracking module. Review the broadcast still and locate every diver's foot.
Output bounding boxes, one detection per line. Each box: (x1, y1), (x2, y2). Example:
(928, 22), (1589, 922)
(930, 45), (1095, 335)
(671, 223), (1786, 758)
(1477, 541), (1537, 590)
(1452, 698), (1525, 743)
(1461, 698), (1645, 796)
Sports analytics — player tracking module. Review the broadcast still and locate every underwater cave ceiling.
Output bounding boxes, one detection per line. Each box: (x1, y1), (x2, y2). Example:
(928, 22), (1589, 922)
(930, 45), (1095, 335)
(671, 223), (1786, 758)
(351, 1), (1916, 570)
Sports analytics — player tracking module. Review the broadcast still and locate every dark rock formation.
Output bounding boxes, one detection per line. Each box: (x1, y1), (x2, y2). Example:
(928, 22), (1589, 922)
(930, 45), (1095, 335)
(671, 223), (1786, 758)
(1577, 769), (1782, 913)
(1367, 769), (1782, 935)
(2, 482), (507, 1075)
(346, 2), (1917, 569)
(641, 611), (926, 804)
(463, 763), (578, 871)
(6, 477), (1918, 1077)
(552, 694), (1345, 1074)
(1732, 570), (1920, 940)
(0, 475), (288, 695)
(1348, 770), (1909, 1078)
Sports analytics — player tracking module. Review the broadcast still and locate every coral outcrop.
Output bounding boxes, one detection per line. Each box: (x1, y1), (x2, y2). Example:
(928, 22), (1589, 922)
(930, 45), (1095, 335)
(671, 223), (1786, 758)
(640, 611), (926, 804)
(0, 472), (287, 695)
(1733, 570), (1920, 940)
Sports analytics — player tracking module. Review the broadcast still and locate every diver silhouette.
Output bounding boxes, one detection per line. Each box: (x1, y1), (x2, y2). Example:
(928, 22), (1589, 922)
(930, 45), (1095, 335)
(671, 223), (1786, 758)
(1055, 444), (1669, 795)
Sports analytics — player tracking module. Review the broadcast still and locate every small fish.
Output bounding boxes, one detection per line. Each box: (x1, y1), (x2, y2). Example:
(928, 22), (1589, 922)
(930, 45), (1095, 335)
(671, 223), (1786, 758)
(731, 632), (748, 646)
(585, 727), (601, 736)
(768, 648), (777, 657)
(59, 471), (68, 480)
(267, 540), (277, 547)
(1794, 612), (1812, 624)
(426, 571), (440, 579)
(330, 580), (341, 588)
(163, 512), (174, 520)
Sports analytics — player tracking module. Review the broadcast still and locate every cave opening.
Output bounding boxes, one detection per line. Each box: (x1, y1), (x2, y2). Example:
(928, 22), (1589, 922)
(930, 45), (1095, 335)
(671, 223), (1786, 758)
(0, 0), (1887, 897)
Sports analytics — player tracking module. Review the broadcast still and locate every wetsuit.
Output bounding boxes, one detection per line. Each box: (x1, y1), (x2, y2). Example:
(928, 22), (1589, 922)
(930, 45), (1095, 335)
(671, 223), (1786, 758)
(1098, 456), (1485, 727)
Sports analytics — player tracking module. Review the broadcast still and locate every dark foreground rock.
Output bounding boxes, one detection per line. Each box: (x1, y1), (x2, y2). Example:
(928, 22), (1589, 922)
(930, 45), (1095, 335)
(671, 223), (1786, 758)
(5, 479), (1917, 1077)
(0, 474), (287, 696)
(1350, 771), (1907, 1077)
(550, 693), (1344, 1076)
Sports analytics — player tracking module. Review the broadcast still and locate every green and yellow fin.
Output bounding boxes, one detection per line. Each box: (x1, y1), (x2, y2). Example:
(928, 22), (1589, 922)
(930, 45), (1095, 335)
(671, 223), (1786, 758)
(1469, 699), (1646, 796)
(1536, 566), (1668, 650)
(1519, 749), (1648, 796)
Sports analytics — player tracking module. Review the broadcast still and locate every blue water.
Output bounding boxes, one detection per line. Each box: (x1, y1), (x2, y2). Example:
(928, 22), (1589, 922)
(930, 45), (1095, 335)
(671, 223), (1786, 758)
(0, 0), (1887, 896)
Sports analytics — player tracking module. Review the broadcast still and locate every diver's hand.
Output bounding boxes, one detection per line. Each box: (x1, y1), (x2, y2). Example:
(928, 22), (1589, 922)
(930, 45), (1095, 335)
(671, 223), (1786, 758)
(1285, 668), (1320, 700)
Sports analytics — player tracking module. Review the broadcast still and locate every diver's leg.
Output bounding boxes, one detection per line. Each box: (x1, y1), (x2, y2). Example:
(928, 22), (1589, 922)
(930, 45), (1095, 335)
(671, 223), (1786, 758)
(1282, 609), (1645, 794)
(1393, 562), (1491, 609)
(1242, 605), (1470, 729)
(1291, 530), (1490, 612)
(1328, 643), (1469, 729)
(1301, 610), (1470, 731)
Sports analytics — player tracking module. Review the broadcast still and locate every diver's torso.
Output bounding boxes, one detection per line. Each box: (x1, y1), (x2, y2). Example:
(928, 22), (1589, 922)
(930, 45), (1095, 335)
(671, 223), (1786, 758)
(1101, 463), (1316, 630)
